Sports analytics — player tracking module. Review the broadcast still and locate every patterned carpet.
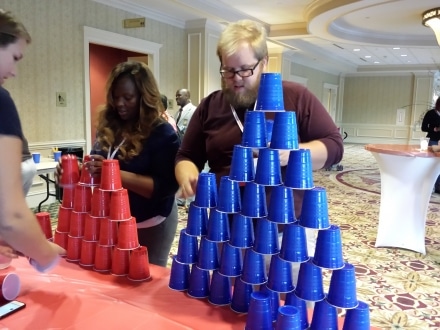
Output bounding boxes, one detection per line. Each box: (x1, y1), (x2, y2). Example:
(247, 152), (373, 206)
(37, 143), (440, 329)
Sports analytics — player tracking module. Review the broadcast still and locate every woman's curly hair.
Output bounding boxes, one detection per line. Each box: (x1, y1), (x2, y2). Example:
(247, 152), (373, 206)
(95, 61), (165, 161)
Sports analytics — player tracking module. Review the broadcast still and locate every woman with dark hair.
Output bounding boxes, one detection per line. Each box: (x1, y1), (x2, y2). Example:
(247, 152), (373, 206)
(0, 9), (65, 270)
(57, 61), (180, 266)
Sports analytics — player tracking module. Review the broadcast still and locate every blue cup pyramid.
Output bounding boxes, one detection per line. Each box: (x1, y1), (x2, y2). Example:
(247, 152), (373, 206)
(169, 73), (370, 329)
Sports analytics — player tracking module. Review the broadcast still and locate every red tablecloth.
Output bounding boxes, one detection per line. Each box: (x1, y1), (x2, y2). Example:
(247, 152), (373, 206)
(0, 258), (377, 329)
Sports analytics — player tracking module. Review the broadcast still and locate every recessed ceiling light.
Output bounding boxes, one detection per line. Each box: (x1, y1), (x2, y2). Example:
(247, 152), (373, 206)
(393, 47), (400, 50)
(353, 48), (360, 52)
(365, 55), (372, 58)
(400, 54), (407, 57)
(374, 61), (380, 64)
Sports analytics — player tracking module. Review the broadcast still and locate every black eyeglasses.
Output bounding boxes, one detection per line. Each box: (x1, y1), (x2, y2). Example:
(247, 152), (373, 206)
(219, 60), (260, 79)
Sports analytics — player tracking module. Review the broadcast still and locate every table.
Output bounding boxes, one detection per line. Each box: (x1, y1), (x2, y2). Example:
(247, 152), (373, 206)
(364, 144), (440, 254)
(0, 258), (378, 329)
(35, 158), (58, 212)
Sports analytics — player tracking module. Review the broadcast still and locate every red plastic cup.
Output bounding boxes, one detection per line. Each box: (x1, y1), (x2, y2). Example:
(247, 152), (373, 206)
(69, 211), (86, 237)
(117, 217), (139, 250)
(79, 240), (97, 267)
(56, 205), (72, 233)
(36, 211), (53, 240)
(109, 189), (131, 221)
(72, 184), (92, 213)
(100, 159), (122, 191)
(79, 155), (101, 187)
(83, 214), (102, 242)
(98, 218), (118, 246)
(0, 273), (20, 301)
(90, 188), (111, 217)
(54, 230), (69, 250)
(59, 155), (80, 188)
(61, 186), (75, 208)
(94, 244), (113, 272)
(128, 246), (150, 281)
(66, 235), (82, 261)
(111, 247), (130, 276)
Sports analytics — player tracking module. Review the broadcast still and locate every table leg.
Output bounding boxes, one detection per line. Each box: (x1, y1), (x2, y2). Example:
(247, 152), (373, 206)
(372, 152), (440, 254)
(37, 174), (52, 212)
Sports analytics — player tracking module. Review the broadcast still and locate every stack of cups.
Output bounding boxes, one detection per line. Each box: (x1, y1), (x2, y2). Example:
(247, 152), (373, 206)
(54, 155), (80, 250)
(36, 212), (53, 241)
(170, 72), (369, 329)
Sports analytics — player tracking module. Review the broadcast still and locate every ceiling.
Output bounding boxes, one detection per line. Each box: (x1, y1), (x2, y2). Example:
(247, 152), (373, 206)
(92, 0), (440, 75)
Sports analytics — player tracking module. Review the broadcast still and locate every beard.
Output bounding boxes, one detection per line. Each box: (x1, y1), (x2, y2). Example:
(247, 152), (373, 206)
(222, 75), (261, 110)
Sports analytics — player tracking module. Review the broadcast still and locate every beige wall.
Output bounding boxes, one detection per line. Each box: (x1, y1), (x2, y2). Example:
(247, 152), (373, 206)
(0, 0), (187, 152)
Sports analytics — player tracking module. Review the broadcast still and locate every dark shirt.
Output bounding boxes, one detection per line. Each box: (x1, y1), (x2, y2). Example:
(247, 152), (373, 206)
(421, 109), (440, 141)
(176, 81), (344, 216)
(93, 122), (180, 222)
(0, 87), (23, 138)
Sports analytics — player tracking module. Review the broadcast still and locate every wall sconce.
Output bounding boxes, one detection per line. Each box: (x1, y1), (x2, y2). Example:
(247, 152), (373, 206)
(423, 8), (440, 46)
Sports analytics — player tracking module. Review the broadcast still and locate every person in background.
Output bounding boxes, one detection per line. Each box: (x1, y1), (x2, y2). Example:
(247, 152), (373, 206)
(0, 9), (65, 270)
(21, 136), (37, 196)
(57, 61), (180, 267)
(160, 94), (178, 133)
(175, 19), (343, 259)
(175, 88), (197, 207)
(421, 96), (440, 193)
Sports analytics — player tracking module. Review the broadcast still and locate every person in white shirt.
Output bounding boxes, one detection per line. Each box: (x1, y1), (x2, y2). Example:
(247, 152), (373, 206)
(175, 89), (196, 136)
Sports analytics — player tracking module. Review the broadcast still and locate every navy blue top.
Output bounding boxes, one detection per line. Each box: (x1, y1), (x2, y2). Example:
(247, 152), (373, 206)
(92, 122), (180, 222)
(0, 87), (23, 137)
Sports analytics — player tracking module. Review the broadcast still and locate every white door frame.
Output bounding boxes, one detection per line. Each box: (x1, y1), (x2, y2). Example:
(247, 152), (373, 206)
(83, 26), (162, 152)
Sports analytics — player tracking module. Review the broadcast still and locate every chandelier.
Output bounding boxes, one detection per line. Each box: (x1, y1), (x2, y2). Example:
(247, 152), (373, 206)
(423, 8), (440, 46)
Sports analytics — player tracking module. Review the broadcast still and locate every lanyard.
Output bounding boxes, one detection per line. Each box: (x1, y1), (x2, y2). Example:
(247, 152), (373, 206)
(107, 138), (126, 159)
(230, 105), (244, 132)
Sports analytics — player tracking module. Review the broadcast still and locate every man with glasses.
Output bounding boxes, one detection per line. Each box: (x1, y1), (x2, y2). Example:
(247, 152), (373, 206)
(175, 19), (343, 254)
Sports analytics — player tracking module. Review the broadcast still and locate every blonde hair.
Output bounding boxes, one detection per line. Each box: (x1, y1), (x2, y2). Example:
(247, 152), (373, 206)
(0, 9), (31, 47)
(96, 61), (165, 161)
(216, 19), (268, 64)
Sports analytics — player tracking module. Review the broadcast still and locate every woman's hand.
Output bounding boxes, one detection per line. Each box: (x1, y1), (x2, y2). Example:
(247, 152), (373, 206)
(84, 154), (105, 176)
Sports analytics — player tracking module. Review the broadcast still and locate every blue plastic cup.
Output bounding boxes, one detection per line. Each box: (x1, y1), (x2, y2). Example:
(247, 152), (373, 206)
(327, 263), (359, 309)
(241, 248), (267, 285)
(206, 208), (230, 242)
(194, 172), (217, 208)
(186, 202), (209, 236)
(267, 185), (296, 224)
(255, 73), (284, 112)
(217, 176), (241, 213)
(176, 228), (199, 264)
(259, 284), (280, 322)
(342, 301), (371, 330)
(310, 297), (338, 330)
(285, 292), (309, 330)
(253, 218), (280, 255)
(196, 237), (219, 270)
(219, 242), (242, 277)
(275, 305), (301, 330)
(229, 145), (255, 182)
(245, 291), (273, 330)
(254, 148), (282, 186)
(294, 260), (325, 302)
(267, 254), (294, 293)
(168, 256), (191, 291)
(312, 224), (344, 269)
(241, 181), (267, 218)
(279, 222), (309, 263)
(270, 111), (299, 150)
(266, 119), (274, 142)
(231, 277), (254, 313)
(299, 187), (330, 229)
(187, 265), (210, 298)
(229, 213), (254, 248)
(241, 110), (268, 148)
(208, 270), (232, 306)
(284, 149), (314, 189)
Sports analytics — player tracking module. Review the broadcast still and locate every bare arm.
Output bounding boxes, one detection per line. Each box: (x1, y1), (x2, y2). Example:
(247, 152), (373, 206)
(0, 136), (64, 268)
